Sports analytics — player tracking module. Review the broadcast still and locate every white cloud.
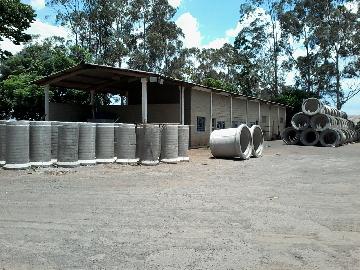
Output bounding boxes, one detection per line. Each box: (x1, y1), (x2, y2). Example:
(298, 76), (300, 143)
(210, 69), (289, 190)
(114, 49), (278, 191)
(0, 19), (70, 55)
(203, 38), (228, 49)
(168, 0), (181, 8)
(345, 1), (359, 13)
(30, 0), (45, 10)
(176, 12), (202, 48)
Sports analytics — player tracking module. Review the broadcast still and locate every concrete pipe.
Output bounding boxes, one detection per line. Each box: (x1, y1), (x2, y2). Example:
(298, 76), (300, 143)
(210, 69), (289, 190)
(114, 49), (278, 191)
(138, 124), (161, 166)
(115, 124), (138, 164)
(310, 114), (333, 131)
(78, 122), (96, 165)
(291, 112), (310, 130)
(4, 121), (30, 170)
(319, 129), (341, 147)
(160, 124), (179, 164)
(29, 121), (52, 167)
(0, 120), (6, 166)
(57, 122), (79, 168)
(178, 125), (190, 162)
(96, 123), (115, 163)
(300, 128), (320, 146)
(281, 127), (300, 145)
(51, 121), (62, 163)
(302, 98), (323, 116)
(210, 124), (252, 160)
(250, 125), (264, 158)
(337, 129), (347, 145)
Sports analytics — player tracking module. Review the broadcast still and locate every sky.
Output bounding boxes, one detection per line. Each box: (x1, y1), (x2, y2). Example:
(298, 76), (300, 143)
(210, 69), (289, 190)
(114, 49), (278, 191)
(2, 0), (359, 115)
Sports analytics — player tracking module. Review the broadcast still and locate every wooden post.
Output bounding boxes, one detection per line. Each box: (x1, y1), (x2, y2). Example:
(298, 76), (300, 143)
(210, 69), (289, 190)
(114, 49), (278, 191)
(141, 78), (148, 123)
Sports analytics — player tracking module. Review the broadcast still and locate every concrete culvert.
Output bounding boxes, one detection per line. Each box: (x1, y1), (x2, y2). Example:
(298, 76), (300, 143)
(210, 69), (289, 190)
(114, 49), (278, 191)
(57, 122), (79, 168)
(115, 124), (138, 164)
(250, 125), (264, 158)
(96, 123), (115, 163)
(78, 123), (96, 165)
(319, 129), (340, 147)
(310, 114), (333, 131)
(178, 125), (190, 162)
(300, 128), (320, 146)
(302, 98), (323, 116)
(138, 124), (161, 166)
(29, 121), (52, 167)
(4, 121), (31, 170)
(160, 125), (179, 164)
(281, 127), (300, 145)
(210, 124), (252, 160)
(51, 121), (62, 163)
(0, 120), (6, 166)
(291, 112), (310, 130)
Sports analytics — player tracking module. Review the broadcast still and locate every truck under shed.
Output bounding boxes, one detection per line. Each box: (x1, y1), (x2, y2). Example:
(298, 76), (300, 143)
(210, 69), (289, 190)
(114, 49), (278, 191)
(34, 63), (291, 147)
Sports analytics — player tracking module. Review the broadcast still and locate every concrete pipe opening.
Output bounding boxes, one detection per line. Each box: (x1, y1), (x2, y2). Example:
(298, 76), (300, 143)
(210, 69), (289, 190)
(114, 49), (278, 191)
(281, 127), (300, 145)
(291, 112), (310, 130)
(300, 128), (320, 146)
(302, 98), (322, 115)
(320, 129), (340, 147)
(310, 114), (332, 131)
(250, 125), (264, 158)
(210, 124), (252, 160)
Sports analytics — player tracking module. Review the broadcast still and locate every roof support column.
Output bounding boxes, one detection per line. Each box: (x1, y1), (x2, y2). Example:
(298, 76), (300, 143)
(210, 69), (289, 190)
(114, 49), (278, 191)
(141, 78), (148, 124)
(268, 105), (272, 140)
(277, 105), (280, 135)
(90, 90), (95, 119)
(230, 95), (233, 127)
(245, 99), (249, 125)
(210, 92), (213, 132)
(44, 85), (49, 121)
(179, 86), (185, 125)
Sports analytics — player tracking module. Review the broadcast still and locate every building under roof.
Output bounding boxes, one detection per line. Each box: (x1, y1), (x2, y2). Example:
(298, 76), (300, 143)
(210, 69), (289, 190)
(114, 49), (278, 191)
(34, 63), (291, 147)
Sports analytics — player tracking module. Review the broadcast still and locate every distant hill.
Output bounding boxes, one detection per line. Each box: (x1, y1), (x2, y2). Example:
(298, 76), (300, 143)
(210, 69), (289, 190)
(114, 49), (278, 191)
(349, 115), (360, 124)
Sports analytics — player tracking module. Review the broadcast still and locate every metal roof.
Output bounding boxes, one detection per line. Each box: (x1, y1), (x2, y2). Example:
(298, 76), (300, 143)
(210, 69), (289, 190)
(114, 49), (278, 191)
(33, 63), (292, 108)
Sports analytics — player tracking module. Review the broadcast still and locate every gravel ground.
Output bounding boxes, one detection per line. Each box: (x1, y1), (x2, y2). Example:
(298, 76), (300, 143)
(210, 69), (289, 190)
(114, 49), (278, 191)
(0, 140), (360, 270)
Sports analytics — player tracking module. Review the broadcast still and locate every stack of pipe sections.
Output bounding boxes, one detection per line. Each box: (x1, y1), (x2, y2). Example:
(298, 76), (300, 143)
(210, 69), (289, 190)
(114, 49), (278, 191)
(0, 120), (6, 166)
(29, 121), (52, 167)
(160, 124), (179, 164)
(4, 121), (31, 170)
(249, 125), (264, 158)
(51, 121), (62, 163)
(138, 124), (161, 166)
(210, 124), (253, 160)
(115, 124), (138, 164)
(96, 123), (115, 163)
(78, 122), (96, 165)
(282, 98), (358, 147)
(57, 122), (79, 167)
(178, 125), (190, 162)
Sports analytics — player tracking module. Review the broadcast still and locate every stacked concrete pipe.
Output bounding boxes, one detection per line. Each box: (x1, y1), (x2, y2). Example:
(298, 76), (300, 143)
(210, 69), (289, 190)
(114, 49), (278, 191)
(115, 124), (138, 164)
(57, 122), (80, 168)
(138, 124), (161, 166)
(29, 121), (52, 167)
(160, 124), (179, 164)
(0, 120), (6, 166)
(282, 98), (358, 147)
(178, 125), (190, 162)
(96, 123), (115, 163)
(78, 122), (96, 165)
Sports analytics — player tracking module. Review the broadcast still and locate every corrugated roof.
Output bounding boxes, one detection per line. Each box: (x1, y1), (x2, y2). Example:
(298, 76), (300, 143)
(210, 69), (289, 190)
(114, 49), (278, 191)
(33, 63), (292, 108)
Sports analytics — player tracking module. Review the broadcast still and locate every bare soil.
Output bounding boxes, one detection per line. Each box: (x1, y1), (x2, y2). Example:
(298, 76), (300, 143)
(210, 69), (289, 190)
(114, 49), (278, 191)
(0, 141), (359, 269)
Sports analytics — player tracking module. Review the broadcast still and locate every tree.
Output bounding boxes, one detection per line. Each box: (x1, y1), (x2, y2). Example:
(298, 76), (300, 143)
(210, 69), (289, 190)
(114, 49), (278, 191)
(0, 37), (104, 120)
(0, 0), (35, 59)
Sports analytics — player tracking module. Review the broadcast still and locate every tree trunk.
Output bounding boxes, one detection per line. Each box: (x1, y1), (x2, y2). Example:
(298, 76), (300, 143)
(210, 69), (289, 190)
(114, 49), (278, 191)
(335, 51), (341, 110)
(273, 23), (278, 96)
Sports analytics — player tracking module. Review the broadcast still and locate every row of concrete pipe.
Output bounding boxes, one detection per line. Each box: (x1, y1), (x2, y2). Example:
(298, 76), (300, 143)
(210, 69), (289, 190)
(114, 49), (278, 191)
(0, 121), (190, 169)
(282, 98), (358, 147)
(210, 124), (264, 160)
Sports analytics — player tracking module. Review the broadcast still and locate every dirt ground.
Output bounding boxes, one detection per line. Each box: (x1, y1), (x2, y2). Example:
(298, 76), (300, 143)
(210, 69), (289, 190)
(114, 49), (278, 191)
(0, 140), (359, 270)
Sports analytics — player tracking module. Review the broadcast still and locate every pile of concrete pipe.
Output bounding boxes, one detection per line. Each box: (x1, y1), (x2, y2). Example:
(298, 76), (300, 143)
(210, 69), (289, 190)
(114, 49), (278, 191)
(0, 120), (190, 169)
(210, 124), (264, 160)
(282, 98), (359, 147)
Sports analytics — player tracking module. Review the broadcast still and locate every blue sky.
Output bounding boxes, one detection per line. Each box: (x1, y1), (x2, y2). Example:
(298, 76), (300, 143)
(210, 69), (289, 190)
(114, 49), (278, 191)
(3, 0), (360, 114)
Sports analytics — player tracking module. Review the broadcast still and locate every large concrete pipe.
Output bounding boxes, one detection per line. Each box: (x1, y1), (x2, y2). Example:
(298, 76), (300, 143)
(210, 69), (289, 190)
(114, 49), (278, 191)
(96, 123), (115, 163)
(78, 122), (96, 165)
(57, 122), (79, 168)
(210, 124), (252, 160)
(138, 124), (161, 166)
(115, 124), (138, 164)
(291, 112), (311, 130)
(29, 121), (52, 167)
(281, 127), (300, 145)
(0, 120), (6, 166)
(300, 128), (320, 146)
(51, 121), (62, 163)
(302, 98), (347, 119)
(310, 114), (334, 131)
(4, 121), (30, 170)
(178, 125), (190, 162)
(160, 125), (179, 164)
(319, 129), (340, 147)
(250, 125), (264, 158)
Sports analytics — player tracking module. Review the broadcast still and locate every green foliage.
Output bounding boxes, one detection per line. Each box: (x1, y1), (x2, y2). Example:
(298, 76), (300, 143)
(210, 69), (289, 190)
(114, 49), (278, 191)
(0, 0), (35, 59)
(202, 78), (238, 93)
